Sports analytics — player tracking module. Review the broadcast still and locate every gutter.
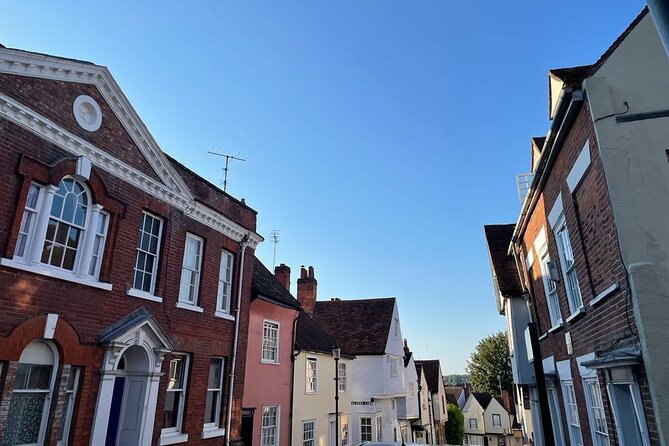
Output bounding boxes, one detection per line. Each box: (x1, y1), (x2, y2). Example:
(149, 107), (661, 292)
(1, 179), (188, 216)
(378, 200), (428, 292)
(226, 233), (251, 446)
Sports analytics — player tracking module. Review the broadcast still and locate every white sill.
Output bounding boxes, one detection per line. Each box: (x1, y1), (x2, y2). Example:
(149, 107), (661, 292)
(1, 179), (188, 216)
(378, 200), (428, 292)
(548, 322), (563, 334)
(159, 432), (188, 445)
(128, 288), (163, 303)
(201, 427), (225, 439)
(566, 307), (586, 323)
(176, 301), (204, 313)
(1, 258), (113, 291)
(538, 332), (548, 341)
(590, 282), (618, 307)
(214, 310), (235, 321)
(306, 391), (319, 395)
(261, 360), (280, 366)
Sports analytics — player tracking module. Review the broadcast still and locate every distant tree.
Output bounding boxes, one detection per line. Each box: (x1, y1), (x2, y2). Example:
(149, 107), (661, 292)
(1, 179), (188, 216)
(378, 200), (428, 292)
(444, 403), (465, 445)
(466, 331), (512, 397)
(443, 374), (469, 386)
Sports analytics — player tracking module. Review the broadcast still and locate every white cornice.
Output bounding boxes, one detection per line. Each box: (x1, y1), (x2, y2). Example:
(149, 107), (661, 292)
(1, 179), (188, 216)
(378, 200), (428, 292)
(0, 47), (191, 199)
(0, 92), (262, 248)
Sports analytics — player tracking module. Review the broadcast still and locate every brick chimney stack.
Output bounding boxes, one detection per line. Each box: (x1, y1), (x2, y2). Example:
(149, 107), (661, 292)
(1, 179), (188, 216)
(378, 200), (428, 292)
(297, 265), (317, 315)
(274, 263), (291, 291)
(501, 389), (512, 413)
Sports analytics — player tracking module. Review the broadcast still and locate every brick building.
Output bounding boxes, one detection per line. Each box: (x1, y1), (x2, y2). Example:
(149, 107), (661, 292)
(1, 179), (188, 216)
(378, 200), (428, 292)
(0, 45), (262, 445)
(486, 7), (669, 446)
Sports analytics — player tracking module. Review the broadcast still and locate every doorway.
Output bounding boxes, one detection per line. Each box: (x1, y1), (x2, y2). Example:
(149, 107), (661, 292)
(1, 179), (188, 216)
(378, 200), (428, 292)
(242, 409), (255, 446)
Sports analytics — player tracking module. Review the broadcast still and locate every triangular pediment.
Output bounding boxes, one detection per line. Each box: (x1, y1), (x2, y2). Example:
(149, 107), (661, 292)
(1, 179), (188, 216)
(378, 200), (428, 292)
(99, 307), (174, 351)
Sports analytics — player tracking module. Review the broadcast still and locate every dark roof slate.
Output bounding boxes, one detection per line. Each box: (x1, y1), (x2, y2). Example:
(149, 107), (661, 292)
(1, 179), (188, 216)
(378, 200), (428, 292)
(312, 298), (395, 356)
(252, 257), (301, 310)
(295, 310), (354, 357)
(472, 392), (494, 409)
(415, 360), (442, 393)
(484, 224), (524, 298)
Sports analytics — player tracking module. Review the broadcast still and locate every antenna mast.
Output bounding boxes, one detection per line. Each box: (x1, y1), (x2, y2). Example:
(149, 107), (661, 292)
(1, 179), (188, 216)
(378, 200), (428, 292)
(270, 230), (280, 269)
(208, 151), (246, 192)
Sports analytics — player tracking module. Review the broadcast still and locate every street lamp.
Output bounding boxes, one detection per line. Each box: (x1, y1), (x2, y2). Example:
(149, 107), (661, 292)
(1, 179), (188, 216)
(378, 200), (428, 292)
(332, 345), (341, 446)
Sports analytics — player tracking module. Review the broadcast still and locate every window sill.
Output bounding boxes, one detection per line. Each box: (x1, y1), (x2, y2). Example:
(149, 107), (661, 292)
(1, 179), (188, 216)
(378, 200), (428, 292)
(548, 322), (563, 334)
(176, 301), (204, 313)
(128, 288), (162, 302)
(201, 427), (225, 439)
(159, 432), (189, 445)
(538, 332), (548, 341)
(1, 258), (113, 291)
(214, 310), (235, 321)
(590, 282), (618, 307)
(566, 307), (585, 323)
(261, 360), (280, 366)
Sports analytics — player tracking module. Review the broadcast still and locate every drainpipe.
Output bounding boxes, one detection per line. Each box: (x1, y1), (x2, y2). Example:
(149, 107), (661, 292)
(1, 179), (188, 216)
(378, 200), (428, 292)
(288, 311), (300, 446)
(648, 1), (669, 56)
(226, 233), (250, 446)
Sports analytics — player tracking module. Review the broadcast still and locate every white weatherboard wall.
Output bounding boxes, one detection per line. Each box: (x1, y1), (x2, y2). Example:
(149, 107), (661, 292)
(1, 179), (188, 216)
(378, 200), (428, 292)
(585, 12), (669, 442)
(483, 398), (511, 436)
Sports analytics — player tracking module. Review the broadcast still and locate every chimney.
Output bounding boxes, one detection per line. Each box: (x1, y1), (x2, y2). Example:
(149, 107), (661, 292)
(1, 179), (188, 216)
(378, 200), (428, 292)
(297, 265), (318, 315)
(274, 263), (291, 291)
(501, 389), (512, 413)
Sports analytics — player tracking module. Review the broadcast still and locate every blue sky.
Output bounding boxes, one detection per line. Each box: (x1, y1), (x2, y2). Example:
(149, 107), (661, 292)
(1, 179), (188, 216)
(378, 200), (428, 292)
(2, 1), (646, 373)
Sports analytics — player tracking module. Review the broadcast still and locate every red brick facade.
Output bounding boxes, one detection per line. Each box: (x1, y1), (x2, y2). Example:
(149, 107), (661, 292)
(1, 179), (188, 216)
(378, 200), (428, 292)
(0, 55), (257, 445)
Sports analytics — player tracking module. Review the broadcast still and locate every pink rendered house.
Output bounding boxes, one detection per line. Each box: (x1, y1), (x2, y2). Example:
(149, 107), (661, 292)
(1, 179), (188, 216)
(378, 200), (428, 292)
(242, 258), (301, 446)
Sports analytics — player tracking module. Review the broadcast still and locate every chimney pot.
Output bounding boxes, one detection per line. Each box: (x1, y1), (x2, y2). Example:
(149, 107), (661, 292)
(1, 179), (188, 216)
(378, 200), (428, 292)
(300, 266), (307, 279)
(308, 266), (314, 278)
(297, 264), (317, 315)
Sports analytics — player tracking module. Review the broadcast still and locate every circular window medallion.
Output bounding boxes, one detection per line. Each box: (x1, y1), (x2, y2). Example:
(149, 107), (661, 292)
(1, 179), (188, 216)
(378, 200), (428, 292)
(73, 95), (102, 131)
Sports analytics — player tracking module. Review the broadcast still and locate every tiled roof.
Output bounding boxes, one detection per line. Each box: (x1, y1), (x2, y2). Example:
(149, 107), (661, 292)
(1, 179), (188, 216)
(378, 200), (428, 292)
(252, 256), (301, 310)
(472, 392), (493, 409)
(445, 386), (463, 401)
(312, 297), (395, 356)
(415, 360), (442, 393)
(295, 310), (354, 358)
(484, 224), (524, 298)
(531, 136), (546, 151)
(445, 393), (458, 405)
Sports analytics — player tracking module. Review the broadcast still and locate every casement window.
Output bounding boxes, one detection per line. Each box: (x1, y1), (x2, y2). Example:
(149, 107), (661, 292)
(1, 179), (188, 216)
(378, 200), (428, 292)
(303, 420), (315, 446)
(204, 358), (225, 430)
(261, 405), (279, 446)
(376, 416), (383, 441)
(492, 413), (502, 427)
(57, 367), (81, 446)
(469, 418), (478, 429)
(262, 321), (279, 363)
(178, 233), (204, 306)
(216, 250), (234, 316)
(162, 355), (190, 438)
(306, 357), (318, 393)
(554, 217), (583, 314)
(340, 415), (349, 446)
(607, 371), (650, 446)
(338, 362), (347, 392)
(360, 417), (373, 442)
(539, 247), (562, 327)
(10, 179), (110, 284)
(466, 436), (484, 446)
(584, 378), (610, 446)
(132, 212), (163, 295)
(4, 341), (58, 446)
(563, 380), (584, 446)
(390, 356), (398, 377)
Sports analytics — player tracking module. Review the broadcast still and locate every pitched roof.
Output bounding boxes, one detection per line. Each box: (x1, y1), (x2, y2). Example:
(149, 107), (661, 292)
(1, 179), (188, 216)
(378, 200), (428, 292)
(472, 392), (494, 409)
(295, 310), (354, 357)
(414, 360), (442, 393)
(312, 297), (396, 356)
(445, 386), (464, 400)
(252, 257), (301, 310)
(445, 393), (458, 405)
(484, 224), (524, 298)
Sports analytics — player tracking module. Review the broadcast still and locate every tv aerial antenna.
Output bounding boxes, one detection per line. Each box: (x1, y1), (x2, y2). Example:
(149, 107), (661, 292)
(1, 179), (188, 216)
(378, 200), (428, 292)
(269, 230), (280, 269)
(207, 151), (246, 192)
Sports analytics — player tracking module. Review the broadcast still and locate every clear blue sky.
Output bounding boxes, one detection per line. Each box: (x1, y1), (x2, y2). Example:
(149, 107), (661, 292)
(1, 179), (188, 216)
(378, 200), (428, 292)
(2, 1), (645, 373)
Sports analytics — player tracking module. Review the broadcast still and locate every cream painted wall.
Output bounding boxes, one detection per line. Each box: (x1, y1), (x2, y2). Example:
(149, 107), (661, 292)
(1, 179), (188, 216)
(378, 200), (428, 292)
(483, 398), (511, 435)
(585, 13), (669, 443)
(463, 395), (485, 436)
(292, 351), (352, 446)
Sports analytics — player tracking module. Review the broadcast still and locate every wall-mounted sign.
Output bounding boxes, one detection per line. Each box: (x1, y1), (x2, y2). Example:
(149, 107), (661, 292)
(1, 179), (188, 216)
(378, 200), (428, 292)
(351, 401), (373, 405)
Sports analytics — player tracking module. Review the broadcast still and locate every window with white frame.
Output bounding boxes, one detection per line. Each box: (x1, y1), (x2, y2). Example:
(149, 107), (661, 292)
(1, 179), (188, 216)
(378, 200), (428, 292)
(492, 413), (502, 427)
(261, 405), (279, 446)
(607, 376), (650, 446)
(341, 415), (349, 446)
(163, 354), (190, 436)
(5, 341), (57, 446)
(338, 362), (347, 392)
(563, 381), (584, 446)
(390, 356), (398, 377)
(132, 212), (163, 294)
(303, 420), (315, 446)
(204, 358), (225, 429)
(262, 321), (279, 363)
(584, 378), (610, 446)
(360, 417), (373, 442)
(306, 357), (318, 393)
(217, 250), (234, 315)
(12, 179), (110, 281)
(179, 233), (204, 305)
(57, 367), (80, 446)
(469, 418), (478, 429)
(376, 416), (383, 441)
(465, 434), (485, 445)
(555, 217), (583, 314)
(547, 382), (565, 445)
(539, 247), (562, 327)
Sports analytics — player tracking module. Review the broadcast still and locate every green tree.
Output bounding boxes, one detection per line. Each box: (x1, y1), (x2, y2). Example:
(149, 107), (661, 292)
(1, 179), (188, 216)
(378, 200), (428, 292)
(444, 403), (465, 445)
(466, 331), (513, 397)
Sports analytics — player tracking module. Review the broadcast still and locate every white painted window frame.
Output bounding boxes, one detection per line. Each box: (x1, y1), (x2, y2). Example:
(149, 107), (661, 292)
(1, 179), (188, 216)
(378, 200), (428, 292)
(562, 380), (584, 446)
(338, 362), (347, 392)
(261, 405), (280, 446)
(57, 366), (81, 446)
(262, 320), (280, 364)
(538, 244), (563, 328)
(376, 416), (383, 442)
(203, 357), (225, 433)
(553, 215), (583, 314)
(340, 414), (349, 446)
(303, 419), (315, 446)
(492, 413), (502, 427)
(606, 375), (650, 446)
(178, 233), (204, 307)
(469, 418), (478, 429)
(131, 211), (163, 297)
(360, 416), (373, 443)
(161, 354), (190, 443)
(546, 380), (565, 445)
(583, 376), (610, 446)
(216, 249), (234, 318)
(306, 356), (318, 393)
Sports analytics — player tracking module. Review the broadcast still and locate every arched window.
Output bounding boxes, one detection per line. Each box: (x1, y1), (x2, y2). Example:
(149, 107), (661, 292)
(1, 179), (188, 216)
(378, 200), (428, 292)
(4, 340), (58, 445)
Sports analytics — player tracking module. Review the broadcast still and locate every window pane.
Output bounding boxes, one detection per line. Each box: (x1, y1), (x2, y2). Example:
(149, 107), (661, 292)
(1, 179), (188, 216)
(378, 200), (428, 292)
(163, 391), (181, 428)
(208, 359), (222, 388)
(4, 393), (48, 445)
